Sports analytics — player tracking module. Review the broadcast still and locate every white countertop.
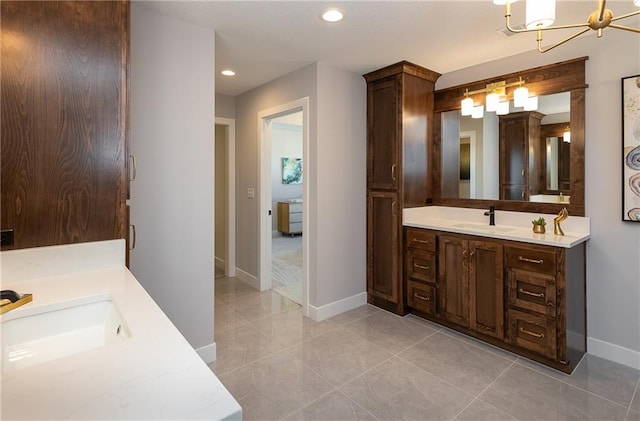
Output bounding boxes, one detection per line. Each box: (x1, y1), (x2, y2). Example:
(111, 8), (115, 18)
(1, 240), (242, 420)
(403, 206), (590, 248)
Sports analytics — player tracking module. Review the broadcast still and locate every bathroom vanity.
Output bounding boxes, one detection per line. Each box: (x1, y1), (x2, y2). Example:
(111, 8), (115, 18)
(403, 206), (590, 373)
(0, 240), (242, 420)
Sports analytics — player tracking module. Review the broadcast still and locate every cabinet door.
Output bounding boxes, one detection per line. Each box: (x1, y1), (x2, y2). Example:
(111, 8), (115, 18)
(499, 116), (527, 200)
(469, 240), (504, 339)
(367, 191), (400, 304)
(438, 235), (469, 327)
(1, 1), (129, 249)
(367, 78), (400, 190)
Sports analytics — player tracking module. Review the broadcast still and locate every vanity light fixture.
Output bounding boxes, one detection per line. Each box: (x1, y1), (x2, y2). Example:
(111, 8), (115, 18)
(221, 69), (236, 76)
(460, 77), (537, 118)
(563, 127), (571, 143)
(495, 0), (640, 53)
(321, 9), (344, 23)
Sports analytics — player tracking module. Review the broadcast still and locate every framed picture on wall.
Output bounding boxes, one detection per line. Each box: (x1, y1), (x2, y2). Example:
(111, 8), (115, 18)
(282, 157), (302, 185)
(622, 74), (640, 222)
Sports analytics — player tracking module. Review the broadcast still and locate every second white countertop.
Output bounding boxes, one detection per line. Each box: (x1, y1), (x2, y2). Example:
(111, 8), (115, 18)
(403, 206), (590, 248)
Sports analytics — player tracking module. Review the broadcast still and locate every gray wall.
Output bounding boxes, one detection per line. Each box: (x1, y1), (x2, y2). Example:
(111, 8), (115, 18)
(235, 62), (366, 309)
(216, 93), (236, 119)
(235, 63), (317, 285)
(438, 29), (640, 366)
(130, 4), (215, 354)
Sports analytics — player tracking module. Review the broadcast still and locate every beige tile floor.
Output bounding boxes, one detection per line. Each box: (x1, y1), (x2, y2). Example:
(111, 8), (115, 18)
(211, 277), (640, 421)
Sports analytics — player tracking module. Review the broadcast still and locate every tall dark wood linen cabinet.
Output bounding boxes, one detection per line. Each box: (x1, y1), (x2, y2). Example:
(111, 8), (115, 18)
(1, 1), (130, 254)
(363, 62), (440, 315)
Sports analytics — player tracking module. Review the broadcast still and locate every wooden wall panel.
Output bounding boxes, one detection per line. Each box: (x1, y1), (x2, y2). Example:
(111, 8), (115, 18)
(1, 1), (129, 250)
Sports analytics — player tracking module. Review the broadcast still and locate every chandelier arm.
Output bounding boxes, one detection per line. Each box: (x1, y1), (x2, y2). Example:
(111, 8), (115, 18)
(611, 10), (640, 22)
(538, 28), (591, 53)
(506, 18), (590, 34)
(608, 24), (640, 34)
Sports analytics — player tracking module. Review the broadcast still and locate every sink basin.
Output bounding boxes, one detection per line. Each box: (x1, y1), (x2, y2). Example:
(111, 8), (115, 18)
(453, 222), (515, 233)
(1, 295), (130, 373)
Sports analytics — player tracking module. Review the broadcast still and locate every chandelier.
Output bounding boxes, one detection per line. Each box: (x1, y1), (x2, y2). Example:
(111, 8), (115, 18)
(495, 0), (640, 53)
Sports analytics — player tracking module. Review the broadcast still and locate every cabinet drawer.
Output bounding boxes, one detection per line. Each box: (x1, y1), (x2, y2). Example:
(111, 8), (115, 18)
(289, 222), (302, 233)
(407, 280), (436, 316)
(507, 309), (556, 359)
(505, 245), (556, 275)
(508, 269), (556, 317)
(406, 250), (436, 283)
(406, 229), (436, 252)
(289, 203), (303, 213)
(289, 212), (303, 223)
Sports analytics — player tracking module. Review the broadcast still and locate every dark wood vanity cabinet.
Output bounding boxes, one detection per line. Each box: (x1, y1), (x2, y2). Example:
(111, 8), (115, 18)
(499, 112), (544, 201)
(364, 62), (439, 315)
(405, 227), (586, 373)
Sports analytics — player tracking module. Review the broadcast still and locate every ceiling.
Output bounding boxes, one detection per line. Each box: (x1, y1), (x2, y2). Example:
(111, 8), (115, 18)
(139, 1), (640, 97)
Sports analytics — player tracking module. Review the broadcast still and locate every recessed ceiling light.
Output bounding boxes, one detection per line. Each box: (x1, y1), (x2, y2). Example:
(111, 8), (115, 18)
(321, 9), (343, 23)
(221, 69), (236, 76)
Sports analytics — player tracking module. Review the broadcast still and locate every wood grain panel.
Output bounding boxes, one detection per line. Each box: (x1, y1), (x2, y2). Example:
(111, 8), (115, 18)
(1, 1), (129, 250)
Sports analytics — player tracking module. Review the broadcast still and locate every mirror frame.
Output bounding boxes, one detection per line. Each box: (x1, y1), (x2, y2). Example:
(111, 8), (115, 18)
(432, 57), (587, 216)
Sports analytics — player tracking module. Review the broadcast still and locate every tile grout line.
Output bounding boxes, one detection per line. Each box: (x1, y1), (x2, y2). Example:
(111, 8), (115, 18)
(625, 377), (640, 420)
(511, 357), (637, 410)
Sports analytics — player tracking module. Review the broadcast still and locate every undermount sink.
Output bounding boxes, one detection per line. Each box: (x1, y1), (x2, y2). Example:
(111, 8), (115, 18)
(1, 295), (130, 373)
(453, 222), (515, 233)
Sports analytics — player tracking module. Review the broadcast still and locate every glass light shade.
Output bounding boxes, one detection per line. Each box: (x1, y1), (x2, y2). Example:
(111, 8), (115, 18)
(526, 0), (555, 29)
(513, 86), (529, 107)
(635, 0), (640, 7)
(524, 95), (538, 111)
(496, 101), (510, 115)
(486, 93), (500, 112)
(471, 105), (484, 119)
(461, 97), (474, 116)
(563, 130), (571, 143)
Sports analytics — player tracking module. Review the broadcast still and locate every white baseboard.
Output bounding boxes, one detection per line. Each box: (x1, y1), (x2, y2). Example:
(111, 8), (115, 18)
(234, 267), (259, 290)
(308, 292), (367, 322)
(214, 257), (225, 271)
(587, 337), (640, 370)
(196, 342), (217, 364)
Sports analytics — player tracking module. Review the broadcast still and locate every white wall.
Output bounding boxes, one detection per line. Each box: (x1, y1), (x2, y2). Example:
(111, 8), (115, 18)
(438, 30), (640, 368)
(130, 4), (216, 358)
(235, 62), (366, 313)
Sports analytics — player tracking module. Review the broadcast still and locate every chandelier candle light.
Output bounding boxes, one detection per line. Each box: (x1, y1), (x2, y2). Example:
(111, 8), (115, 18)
(461, 77), (537, 119)
(495, 0), (640, 53)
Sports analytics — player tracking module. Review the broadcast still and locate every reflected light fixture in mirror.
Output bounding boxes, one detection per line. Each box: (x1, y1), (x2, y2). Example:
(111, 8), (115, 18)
(460, 77), (537, 118)
(563, 127), (571, 143)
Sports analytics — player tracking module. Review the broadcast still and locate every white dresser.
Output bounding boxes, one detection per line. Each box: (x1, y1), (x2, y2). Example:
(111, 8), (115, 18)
(277, 199), (303, 235)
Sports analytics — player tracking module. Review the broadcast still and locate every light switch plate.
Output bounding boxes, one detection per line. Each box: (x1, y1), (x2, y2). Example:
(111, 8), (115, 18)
(247, 188), (255, 199)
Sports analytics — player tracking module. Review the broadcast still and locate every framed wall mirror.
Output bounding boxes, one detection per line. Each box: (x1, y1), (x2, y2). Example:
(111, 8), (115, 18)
(433, 57), (587, 216)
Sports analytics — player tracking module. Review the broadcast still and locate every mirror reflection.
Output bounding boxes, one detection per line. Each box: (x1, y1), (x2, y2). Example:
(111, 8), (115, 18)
(441, 92), (570, 204)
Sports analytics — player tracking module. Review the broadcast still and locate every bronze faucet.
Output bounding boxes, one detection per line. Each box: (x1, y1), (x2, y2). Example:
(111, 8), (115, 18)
(554, 208), (569, 236)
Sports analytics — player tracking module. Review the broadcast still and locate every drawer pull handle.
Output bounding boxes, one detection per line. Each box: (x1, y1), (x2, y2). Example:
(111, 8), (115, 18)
(413, 239), (430, 245)
(414, 293), (430, 302)
(518, 288), (545, 298)
(518, 256), (544, 265)
(414, 264), (430, 271)
(519, 327), (544, 339)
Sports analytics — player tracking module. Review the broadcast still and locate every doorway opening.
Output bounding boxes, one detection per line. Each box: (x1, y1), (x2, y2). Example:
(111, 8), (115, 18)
(214, 117), (236, 279)
(258, 98), (309, 316)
